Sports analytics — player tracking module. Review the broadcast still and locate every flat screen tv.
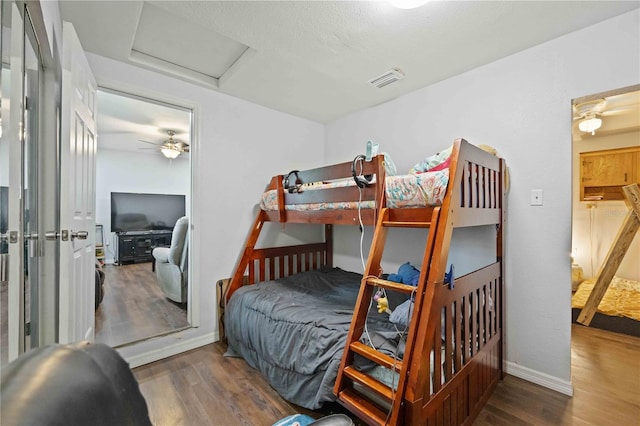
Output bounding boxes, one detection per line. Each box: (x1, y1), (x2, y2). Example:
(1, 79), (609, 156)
(111, 192), (185, 233)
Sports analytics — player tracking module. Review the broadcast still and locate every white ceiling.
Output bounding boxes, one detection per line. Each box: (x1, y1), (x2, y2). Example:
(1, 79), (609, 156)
(59, 0), (639, 126)
(97, 90), (191, 155)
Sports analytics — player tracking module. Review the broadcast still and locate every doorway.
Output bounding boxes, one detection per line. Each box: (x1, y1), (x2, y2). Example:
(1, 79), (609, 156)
(570, 85), (640, 335)
(94, 88), (192, 348)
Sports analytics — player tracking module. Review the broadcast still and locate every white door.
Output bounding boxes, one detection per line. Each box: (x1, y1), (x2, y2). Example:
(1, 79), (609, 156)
(58, 21), (97, 344)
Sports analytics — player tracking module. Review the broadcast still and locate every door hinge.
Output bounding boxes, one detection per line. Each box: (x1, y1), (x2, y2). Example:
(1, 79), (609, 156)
(25, 322), (31, 336)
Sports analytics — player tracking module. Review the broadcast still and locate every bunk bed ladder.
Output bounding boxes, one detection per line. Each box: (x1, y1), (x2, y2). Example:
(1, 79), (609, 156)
(227, 211), (267, 301)
(334, 207), (442, 426)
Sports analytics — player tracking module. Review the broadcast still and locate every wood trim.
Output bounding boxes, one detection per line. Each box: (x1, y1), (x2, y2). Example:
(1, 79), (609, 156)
(572, 84), (640, 105)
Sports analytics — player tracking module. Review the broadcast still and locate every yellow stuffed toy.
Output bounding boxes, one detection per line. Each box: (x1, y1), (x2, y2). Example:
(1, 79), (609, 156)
(376, 296), (392, 315)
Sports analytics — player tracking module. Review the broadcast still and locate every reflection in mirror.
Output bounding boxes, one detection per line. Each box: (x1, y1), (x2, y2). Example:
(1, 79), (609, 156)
(570, 85), (640, 336)
(94, 89), (192, 348)
(22, 9), (41, 353)
(1, 0), (11, 367)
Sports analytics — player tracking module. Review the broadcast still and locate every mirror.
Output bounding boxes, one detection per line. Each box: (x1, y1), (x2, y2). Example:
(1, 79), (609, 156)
(94, 89), (192, 348)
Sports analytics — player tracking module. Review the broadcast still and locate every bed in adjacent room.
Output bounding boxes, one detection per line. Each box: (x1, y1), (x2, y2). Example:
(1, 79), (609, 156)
(572, 276), (640, 337)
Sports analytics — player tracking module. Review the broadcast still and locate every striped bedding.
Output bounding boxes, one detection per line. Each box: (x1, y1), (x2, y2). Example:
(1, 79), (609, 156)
(260, 169), (449, 211)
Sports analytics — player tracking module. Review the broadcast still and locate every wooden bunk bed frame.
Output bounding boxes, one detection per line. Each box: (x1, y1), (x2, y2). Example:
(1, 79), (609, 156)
(226, 138), (506, 426)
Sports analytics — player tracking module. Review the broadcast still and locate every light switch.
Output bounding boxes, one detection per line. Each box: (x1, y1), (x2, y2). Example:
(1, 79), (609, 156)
(530, 189), (543, 206)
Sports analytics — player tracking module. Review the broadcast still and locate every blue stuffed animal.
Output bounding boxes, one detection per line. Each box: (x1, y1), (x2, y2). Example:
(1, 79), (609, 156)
(386, 262), (421, 327)
(387, 262), (420, 286)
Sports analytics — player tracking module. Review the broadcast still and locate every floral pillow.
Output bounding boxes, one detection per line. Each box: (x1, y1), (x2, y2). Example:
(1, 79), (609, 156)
(409, 145), (453, 174)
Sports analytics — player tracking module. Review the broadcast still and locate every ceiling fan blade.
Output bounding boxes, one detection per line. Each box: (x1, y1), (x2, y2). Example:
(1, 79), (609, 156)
(138, 139), (162, 146)
(601, 106), (638, 116)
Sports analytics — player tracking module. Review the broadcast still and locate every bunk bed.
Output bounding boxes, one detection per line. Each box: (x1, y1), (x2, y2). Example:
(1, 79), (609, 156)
(224, 138), (506, 425)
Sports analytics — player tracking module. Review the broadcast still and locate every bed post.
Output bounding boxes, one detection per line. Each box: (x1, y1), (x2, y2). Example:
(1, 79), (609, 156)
(498, 157), (507, 379)
(325, 224), (333, 268)
(375, 155), (387, 218)
(276, 175), (286, 223)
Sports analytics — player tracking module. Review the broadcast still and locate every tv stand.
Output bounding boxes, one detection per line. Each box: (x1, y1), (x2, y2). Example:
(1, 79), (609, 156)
(115, 231), (172, 265)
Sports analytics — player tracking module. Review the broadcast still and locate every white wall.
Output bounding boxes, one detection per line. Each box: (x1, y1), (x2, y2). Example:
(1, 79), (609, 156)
(95, 148), (190, 263)
(325, 9), (640, 393)
(572, 132), (640, 281)
(86, 53), (325, 362)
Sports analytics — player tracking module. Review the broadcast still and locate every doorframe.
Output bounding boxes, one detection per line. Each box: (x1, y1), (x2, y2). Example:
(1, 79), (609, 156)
(570, 83), (640, 279)
(570, 83), (640, 331)
(94, 84), (200, 330)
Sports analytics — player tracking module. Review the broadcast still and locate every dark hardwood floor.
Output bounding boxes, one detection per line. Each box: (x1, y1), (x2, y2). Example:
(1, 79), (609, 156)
(96, 262), (189, 347)
(133, 324), (640, 425)
(477, 325), (640, 425)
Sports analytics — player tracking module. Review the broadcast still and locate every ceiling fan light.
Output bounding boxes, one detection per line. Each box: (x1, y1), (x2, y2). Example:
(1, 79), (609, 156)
(161, 147), (181, 159)
(578, 116), (602, 135)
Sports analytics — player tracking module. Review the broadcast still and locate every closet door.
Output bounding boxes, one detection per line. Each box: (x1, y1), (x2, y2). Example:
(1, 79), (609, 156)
(1, 1), (43, 363)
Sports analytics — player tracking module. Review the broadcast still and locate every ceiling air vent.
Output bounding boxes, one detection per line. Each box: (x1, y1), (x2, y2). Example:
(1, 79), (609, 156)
(368, 68), (405, 89)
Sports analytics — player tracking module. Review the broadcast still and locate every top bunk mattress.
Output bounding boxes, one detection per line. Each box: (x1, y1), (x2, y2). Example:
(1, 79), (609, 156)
(260, 168), (449, 211)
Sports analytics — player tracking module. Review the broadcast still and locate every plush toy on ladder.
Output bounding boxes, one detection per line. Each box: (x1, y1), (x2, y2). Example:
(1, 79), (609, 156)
(374, 262), (421, 328)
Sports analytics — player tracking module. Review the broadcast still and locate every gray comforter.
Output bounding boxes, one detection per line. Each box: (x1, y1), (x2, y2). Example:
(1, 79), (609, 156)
(225, 267), (398, 409)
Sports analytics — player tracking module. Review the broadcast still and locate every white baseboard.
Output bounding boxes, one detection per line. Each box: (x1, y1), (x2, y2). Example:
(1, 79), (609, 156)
(505, 361), (573, 396)
(121, 332), (217, 369)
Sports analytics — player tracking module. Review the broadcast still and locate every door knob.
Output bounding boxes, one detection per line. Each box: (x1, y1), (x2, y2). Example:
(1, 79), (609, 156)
(45, 231), (60, 241)
(3, 231), (18, 244)
(70, 230), (88, 240)
(46, 230), (70, 241)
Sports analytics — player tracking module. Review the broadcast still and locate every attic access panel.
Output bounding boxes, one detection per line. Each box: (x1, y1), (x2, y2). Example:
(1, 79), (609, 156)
(131, 2), (248, 81)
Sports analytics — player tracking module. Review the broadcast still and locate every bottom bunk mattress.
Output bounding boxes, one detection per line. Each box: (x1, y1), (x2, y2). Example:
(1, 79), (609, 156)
(224, 267), (399, 409)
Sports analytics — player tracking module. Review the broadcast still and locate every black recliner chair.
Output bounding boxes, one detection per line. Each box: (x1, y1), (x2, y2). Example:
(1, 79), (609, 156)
(1, 341), (151, 426)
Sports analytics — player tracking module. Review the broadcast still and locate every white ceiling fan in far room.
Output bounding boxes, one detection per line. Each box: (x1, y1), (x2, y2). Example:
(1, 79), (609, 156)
(573, 90), (640, 137)
(139, 130), (190, 159)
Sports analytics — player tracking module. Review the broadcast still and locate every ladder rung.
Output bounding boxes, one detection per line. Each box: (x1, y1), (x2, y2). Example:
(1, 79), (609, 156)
(366, 277), (416, 294)
(344, 366), (394, 401)
(382, 220), (431, 228)
(338, 388), (389, 426)
(350, 342), (402, 372)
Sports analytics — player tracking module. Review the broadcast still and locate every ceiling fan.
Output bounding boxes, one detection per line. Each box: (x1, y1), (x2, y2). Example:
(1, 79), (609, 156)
(139, 130), (190, 159)
(573, 94), (639, 135)
(573, 99), (606, 135)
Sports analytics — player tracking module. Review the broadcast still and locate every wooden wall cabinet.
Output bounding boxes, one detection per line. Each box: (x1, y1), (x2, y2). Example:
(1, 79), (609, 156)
(580, 146), (639, 201)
